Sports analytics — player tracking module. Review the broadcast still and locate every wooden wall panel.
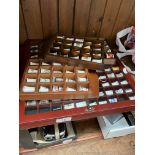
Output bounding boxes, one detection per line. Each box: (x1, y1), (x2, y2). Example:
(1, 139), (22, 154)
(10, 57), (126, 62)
(40, 0), (58, 38)
(86, 0), (106, 37)
(59, 0), (74, 35)
(74, 0), (91, 36)
(19, 0), (135, 46)
(19, 2), (27, 44)
(99, 0), (122, 40)
(127, 5), (135, 26)
(21, 0), (43, 39)
(110, 0), (135, 45)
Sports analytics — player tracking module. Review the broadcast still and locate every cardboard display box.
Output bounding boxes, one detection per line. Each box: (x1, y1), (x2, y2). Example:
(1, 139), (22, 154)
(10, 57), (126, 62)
(44, 35), (116, 70)
(20, 122), (77, 149)
(97, 113), (135, 139)
(19, 59), (99, 100)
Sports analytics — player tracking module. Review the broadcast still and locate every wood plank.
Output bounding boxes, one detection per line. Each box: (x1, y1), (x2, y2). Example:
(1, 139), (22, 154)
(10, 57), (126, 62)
(40, 0), (58, 38)
(21, 0), (43, 39)
(19, 2), (27, 44)
(110, 0), (135, 46)
(99, 0), (122, 41)
(75, 118), (101, 139)
(127, 5), (135, 26)
(59, 0), (74, 35)
(20, 134), (135, 155)
(73, 0), (91, 36)
(86, 0), (107, 37)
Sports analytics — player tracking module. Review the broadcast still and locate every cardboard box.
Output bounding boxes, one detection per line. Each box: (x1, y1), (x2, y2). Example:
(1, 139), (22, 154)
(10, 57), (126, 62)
(97, 113), (135, 139)
(31, 122), (77, 148)
(20, 122), (77, 149)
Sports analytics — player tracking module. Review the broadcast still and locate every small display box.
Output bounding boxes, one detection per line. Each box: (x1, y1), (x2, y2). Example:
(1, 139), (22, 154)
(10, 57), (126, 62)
(19, 59), (99, 100)
(45, 35), (116, 70)
(28, 40), (44, 59)
(97, 112), (135, 139)
(97, 65), (135, 104)
(20, 122), (77, 149)
(19, 58), (135, 129)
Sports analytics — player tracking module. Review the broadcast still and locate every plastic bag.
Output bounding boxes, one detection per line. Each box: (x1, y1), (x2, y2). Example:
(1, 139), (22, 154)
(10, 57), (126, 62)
(116, 26), (135, 74)
(124, 27), (135, 50)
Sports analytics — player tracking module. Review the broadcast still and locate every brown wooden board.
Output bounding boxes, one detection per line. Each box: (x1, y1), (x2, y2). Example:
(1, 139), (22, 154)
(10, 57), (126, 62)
(75, 118), (101, 139)
(40, 0), (58, 38)
(20, 59), (99, 100)
(59, 0), (74, 35)
(19, 2), (27, 44)
(86, 0), (107, 37)
(127, 5), (135, 26)
(110, 0), (134, 46)
(21, 0), (43, 39)
(73, 0), (91, 36)
(20, 0), (135, 47)
(99, 0), (122, 41)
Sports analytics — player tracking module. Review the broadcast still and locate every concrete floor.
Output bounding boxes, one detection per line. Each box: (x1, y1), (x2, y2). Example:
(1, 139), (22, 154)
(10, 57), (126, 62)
(21, 134), (135, 155)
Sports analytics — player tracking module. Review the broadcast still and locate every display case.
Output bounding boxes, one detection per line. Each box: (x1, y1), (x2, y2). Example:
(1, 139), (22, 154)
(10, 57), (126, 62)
(44, 35), (116, 70)
(20, 59), (99, 100)
(19, 41), (135, 130)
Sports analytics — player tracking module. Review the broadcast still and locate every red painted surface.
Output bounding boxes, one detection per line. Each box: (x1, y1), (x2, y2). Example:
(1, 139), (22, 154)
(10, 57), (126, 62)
(19, 100), (134, 129)
(19, 40), (135, 130)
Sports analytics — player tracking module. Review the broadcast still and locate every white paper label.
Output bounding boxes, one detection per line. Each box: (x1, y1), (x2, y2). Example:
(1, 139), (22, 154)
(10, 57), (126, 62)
(62, 138), (73, 144)
(30, 62), (39, 66)
(23, 86), (35, 92)
(27, 78), (37, 82)
(123, 68), (128, 74)
(92, 59), (102, 63)
(39, 86), (49, 92)
(56, 117), (72, 123)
